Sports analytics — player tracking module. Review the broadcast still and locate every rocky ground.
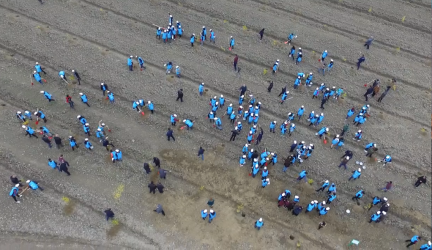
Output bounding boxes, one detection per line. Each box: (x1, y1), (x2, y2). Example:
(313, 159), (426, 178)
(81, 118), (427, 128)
(0, 0), (430, 249)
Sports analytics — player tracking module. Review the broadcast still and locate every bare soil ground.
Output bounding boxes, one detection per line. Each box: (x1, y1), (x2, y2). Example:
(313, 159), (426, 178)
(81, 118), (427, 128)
(0, 0), (430, 249)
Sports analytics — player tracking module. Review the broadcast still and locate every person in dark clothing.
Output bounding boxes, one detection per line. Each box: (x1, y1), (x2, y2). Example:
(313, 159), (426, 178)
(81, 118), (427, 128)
(233, 55), (239, 71)
(156, 182), (164, 193)
(66, 95), (74, 109)
(366, 147), (378, 157)
(377, 86), (391, 102)
(42, 135), (52, 148)
(278, 85), (287, 97)
(267, 81), (273, 92)
(143, 163), (151, 174)
(10, 175), (23, 187)
(415, 176), (427, 187)
(318, 221), (326, 230)
(148, 181), (157, 194)
(53, 134), (63, 149)
(341, 150), (353, 159)
(364, 36), (374, 49)
(259, 28), (265, 40)
(176, 89), (183, 102)
(286, 201), (295, 211)
(153, 157), (160, 168)
(251, 151), (259, 161)
(198, 147), (205, 160)
(357, 55), (365, 70)
(207, 198), (215, 208)
(230, 129), (239, 141)
(239, 84), (247, 96)
(72, 70), (81, 85)
(255, 128), (264, 145)
(320, 98), (327, 109)
(159, 167), (167, 179)
(166, 128), (175, 141)
(59, 161), (71, 176)
(104, 208), (115, 221)
(292, 205), (303, 216)
(364, 86), (374, 101)
(103, 137), (115, 151)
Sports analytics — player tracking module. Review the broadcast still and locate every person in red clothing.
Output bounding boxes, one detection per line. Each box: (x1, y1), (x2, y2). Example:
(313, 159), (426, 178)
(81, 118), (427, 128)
(233, 54), (239, 71)
(66, 95), (74, 109)
(381, 181), (393, 192)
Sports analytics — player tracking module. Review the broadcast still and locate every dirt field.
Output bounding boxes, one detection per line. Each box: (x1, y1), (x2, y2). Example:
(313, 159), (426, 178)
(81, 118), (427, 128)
(0, 0), (430, 249)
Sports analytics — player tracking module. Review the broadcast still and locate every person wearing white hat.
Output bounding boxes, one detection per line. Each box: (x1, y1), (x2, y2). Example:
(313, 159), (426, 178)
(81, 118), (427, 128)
(348, 168), (362, 181)
(369, 211), (381, 223)
(78, 92), (90, 107)
(26, 179), (44, 191)
(419, 241), (431, 250)
(208, 209), (216, 223)
(127, 55), (133, 71)
(100, 82), (109, 96)
(201, 209), (208, 220)
(84, 138), (93, 150)
(175, 65), (181, 78)
(261, 178), (270, 188)
(261, 167), (269, 180)
(316, 180), (330, 192)
(71, 69), (81, 85)
(254, 218), (264, 230)
(338, 156), (351, 170)
(9, 184), (22, 203)
(170, 114), (178, 126)
(319, 206), (330, 216)
(115, 149), (123, 161)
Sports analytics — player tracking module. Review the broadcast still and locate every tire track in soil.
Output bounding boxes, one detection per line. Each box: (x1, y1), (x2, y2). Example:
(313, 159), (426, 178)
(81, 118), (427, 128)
(0, 6), (427, 174)
(3, 91), (430, 244)
(16, 0), (429, 129)
(168, 0), (430, 61)
(320, 0), (431, 34)
(0, 91), (338, 250)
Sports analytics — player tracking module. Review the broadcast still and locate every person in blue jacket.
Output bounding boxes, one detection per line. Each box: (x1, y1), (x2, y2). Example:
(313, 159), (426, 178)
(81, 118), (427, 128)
(328, 59), (334, 72)
(369, 211), (381, 223)
(316, 127), (329, 138)
(201, 209), (208, 220)
(68, 136), (78, 150)
(348, 168), (362, 181)
(190, 33), (195, 47)
(294, 76), (301, 89)
(162, 30), (167, 43)
(280, 123), (287, 135)
(170, 114), (178, 126)
(84, 138), (93, 150)
(261, 167), (269, 179)
(208, 209), (216, 223)
(165, 62), (173, 74)
(148, 101), (154, 114)
(281, 91), (289, 104)
(239, 155), (246, 167)
(127, 55), (133, 71)
(107, 91), (115, 104)
(22, 125), (38, 138)
(26, 179), (44, 191)
(83, 123), (91, 136)
(328, 183), (336, 194)
(288, 124), (296, 136)
(40, 91), (54, 102)
(251, 165), (260, 177)
(272, 59), (279, 74)
(156, 27), (162, 39)
(296, 51), (302, 65)
(34, 62), (47, 74)
(33, 71), (43, 84)
(137, 56), (145, 70)
(229, 36), (235, 50)
(352, 190), (365, 202)
(198, 83), (205, 96)
(297, 170), (307, 182)
(287, 33), (296, 44)
(305, 73), (313, 86)
(419, 241), (431, 250)
(289, 46), (296, 60)
(297, 106), (305, 120)
(183, 119), (194, 130)
(210, 29), (215, 43)
(354, 130), (362, 141)
(79, 93), (90, 107)
(261, 178), (269, 188)
(178, 25), (183, 38)
(319, 207), (330, 216)
(48, 158), (59, 170)
(381, 155), (392, 167)
(327, 193), (337, 204)
(269, 121), (276, 133)
(96, 128), (105, 142)
(405, 235), (422, 248)
(271, 153), (277, 165)
(58, 70), (67, 82)
(305, 200), (317, 213)
(115, 149), (122, 161)
(39, 126), (51, 136)
(321, 50), (328, 62)
(10, 184), (22, 203)
(254, 218), (264, 230)
(316, 180), (330, 192)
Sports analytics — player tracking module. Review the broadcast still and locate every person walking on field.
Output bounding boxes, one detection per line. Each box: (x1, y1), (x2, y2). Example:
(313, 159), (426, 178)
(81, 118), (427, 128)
(154, 204), (165, 216)
(233, 54), (239, 71)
